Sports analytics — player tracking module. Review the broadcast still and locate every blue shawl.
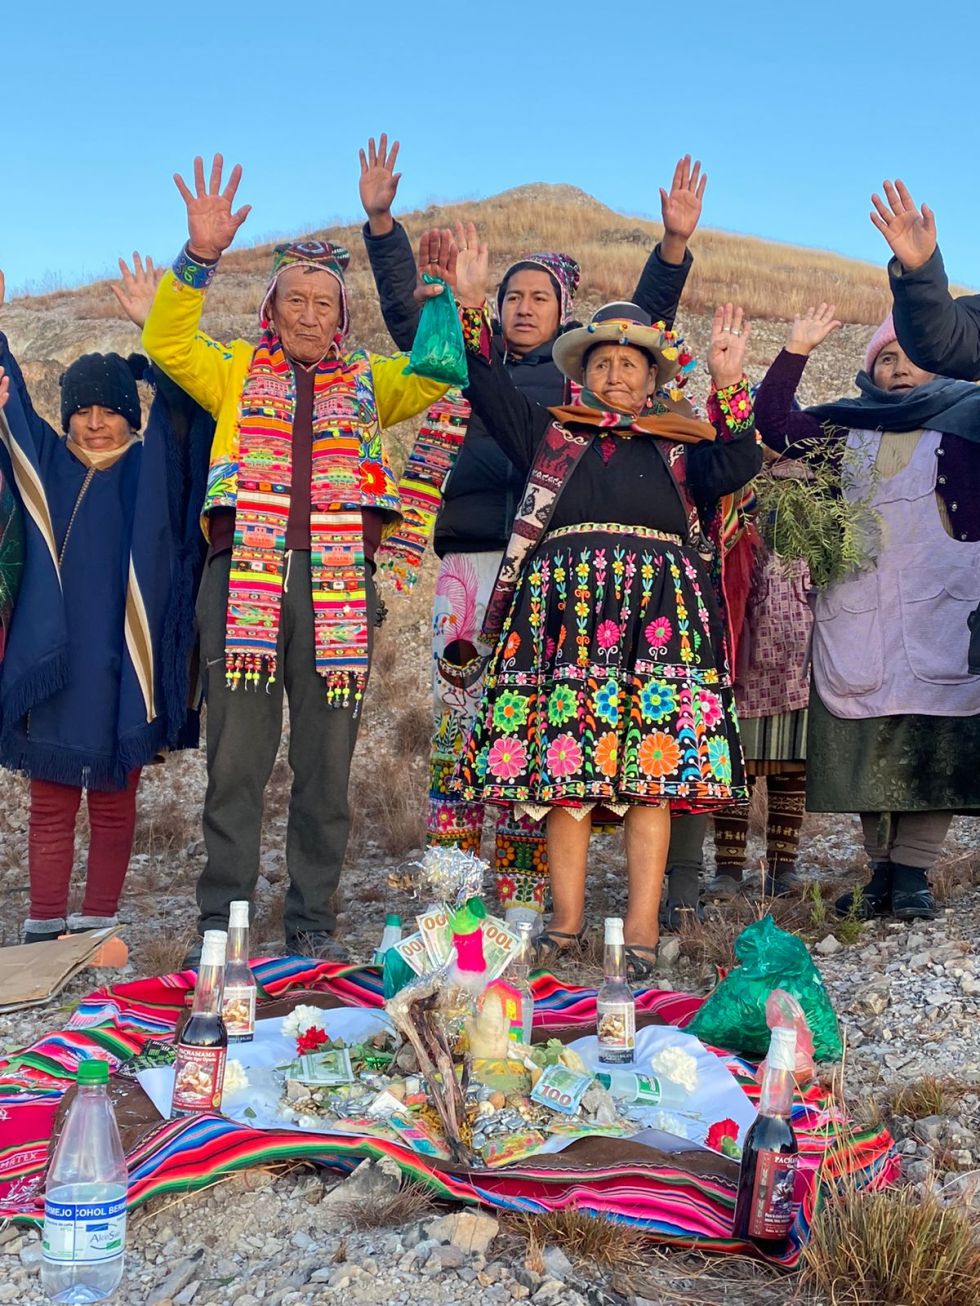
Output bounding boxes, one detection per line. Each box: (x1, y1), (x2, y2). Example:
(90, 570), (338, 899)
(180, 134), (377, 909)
(0, 336), (210, 789)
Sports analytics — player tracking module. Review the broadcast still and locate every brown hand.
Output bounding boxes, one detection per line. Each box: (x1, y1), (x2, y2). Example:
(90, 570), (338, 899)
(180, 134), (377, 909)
(786, 302), (843, 356)
(413, 228), (458, 303)
(870, 179), (937, 272)
(173, 154), (251, 261)
(358, 134), (402, 234)
(453, 222), (490, 308)
(0, 367), (8, 411)
(110, 252), (165, 329)
(660, 154), (707, 243)
(708, 303), (751, 389)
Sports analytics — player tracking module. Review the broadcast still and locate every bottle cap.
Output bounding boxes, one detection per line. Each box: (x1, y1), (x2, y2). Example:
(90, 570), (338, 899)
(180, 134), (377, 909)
(77, 1058), (109, 1085)
(201, 930), (227, 967)
(384, 913), (402, 927)
(603, 917), (624, 945)
(229, 901), (250, 928)
(768, 1025), (797, 1071)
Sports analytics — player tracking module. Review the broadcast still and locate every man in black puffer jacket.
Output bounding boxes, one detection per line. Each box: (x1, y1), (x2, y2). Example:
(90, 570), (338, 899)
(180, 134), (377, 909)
(360, 136), (706, 929)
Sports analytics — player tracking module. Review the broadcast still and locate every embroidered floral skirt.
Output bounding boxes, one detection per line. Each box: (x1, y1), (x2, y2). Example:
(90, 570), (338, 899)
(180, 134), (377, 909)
(452, 524), (748, 813)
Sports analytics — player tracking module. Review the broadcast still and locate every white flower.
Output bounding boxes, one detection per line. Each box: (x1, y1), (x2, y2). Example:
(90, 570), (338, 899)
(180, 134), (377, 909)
(650, 1045), (699, 1094)
(223, 1059), (249, 1094)
(281, 1005), (330, 1039)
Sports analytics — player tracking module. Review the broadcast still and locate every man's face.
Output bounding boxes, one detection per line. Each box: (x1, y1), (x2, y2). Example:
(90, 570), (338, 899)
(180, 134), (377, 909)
(872, 342), (935, 392)
(499, 269), (560, 354)
(271, 266), (343, 363)
(68, 406), (132, 451)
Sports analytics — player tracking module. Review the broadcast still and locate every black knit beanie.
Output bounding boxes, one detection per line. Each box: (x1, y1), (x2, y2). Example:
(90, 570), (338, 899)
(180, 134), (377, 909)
(60, 352), (147, 433)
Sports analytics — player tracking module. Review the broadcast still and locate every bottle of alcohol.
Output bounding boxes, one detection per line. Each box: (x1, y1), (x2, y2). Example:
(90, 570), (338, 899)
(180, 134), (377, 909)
(170, 930), (228, 1118)
(373, 913), (403, 966)
(597, 917), (635, 1066)
(222, 901), (256, 1044)
(42, 1058), (127, 1303)
(732, 1026), (800, 1254)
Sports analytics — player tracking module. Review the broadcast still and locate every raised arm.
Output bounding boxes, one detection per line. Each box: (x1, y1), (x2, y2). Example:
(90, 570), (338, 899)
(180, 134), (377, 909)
(872, 179), (980, 379)
(454, 224), (550, 472)
(359, 134), (422, 350)
(631, 155), (704, 327)
(687, 304), (761, 502)
(0, 272), (62, 468)
(142, 154), (251, 416)
(753, 303), (842, 455)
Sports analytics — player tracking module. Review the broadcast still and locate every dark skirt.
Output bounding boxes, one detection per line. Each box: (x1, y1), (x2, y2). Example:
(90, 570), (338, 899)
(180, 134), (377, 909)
(452, 523), (748, 812)
(806, 690), (980, 812)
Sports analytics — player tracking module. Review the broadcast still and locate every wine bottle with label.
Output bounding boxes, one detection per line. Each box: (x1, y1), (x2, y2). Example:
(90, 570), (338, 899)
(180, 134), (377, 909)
(597, 917), (635, 1066)
(222, 900), (256, 1043)
(170, 930), (228, 1118)
(732, 1025), (800, 1254)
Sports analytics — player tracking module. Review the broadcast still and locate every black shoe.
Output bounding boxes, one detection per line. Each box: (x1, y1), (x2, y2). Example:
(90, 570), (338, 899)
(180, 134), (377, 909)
(835, 861), (891, 919)
(181, 938), (204, 969)
(662, 865), (705, 932)
(890, 862), (938, 921)
(765, 868), (802, 898)
(22, 917), (66, 945)
(285, 930), (349, 963)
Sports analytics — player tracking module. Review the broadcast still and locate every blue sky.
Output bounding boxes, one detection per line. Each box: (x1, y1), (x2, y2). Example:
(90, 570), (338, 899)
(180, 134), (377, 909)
(5, 1), (980, 294)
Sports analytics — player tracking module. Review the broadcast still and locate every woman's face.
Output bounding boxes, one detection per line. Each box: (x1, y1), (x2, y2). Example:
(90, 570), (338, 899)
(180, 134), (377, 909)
(584, 343), (657, 413)
(68, 406), (132, 451)
(872, 342), (935, 392)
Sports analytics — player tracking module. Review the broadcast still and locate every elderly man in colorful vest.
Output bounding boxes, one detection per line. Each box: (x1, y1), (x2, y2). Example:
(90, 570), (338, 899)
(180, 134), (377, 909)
(143, 155), (449, 962)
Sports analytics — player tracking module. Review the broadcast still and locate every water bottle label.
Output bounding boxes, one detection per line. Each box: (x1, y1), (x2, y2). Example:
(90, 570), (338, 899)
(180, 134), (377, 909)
(43, 1197), (126, 1263)
(597, 1000), (636, 1064)
(747, 1148), (799, 1240)
(222, 985), (256, 1042)
(171, 1044), (226, 1115)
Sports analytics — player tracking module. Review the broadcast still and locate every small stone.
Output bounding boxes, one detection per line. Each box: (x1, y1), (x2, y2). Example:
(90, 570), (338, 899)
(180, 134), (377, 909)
(540, 1245), (573, 1280)
(425, 1245), (466, 1270)
(425, 1210), (499, 1254)
(18, 1242), (43, 1267)
(174, 1282), (200, 1306)
(659, 937), (681, 966)
(815, 934), (842, 956)
(912, 1115), (947, 1143)
(904, 1160), (932, 1182)
(147, 1251), (205, 1306)
(533, 1279), (568, 1303)
(290, 1231), (313, 1250)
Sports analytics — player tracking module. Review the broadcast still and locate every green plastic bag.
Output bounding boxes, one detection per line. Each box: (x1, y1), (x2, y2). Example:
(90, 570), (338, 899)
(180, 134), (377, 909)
(403, 275), (468, 387)
(687, 914), (843, 1062)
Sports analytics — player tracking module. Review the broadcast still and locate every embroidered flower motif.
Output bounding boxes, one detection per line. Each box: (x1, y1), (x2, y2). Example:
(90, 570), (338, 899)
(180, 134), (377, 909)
(496, 875), (517, 902)
(547, 733), (584, 777)
(296, 1025), (330, 1055)
(503, 631), (521, 661)
(594, 678), (620, 726)
(594, 731), (619, 778)
(492, 691), (529, 734)
(638, 730), (681, 778)
(645, 616), (673, 650)
(473, 747), (490, 783)
(547, 683), (578, 726)
(639, 680), (678, 724)
(487, 738), (528, 781)
(359, 460), (389, 495)
(708, 737), (732, 784)
(596, 619), (620, 651)
(698, 688), (724, 731)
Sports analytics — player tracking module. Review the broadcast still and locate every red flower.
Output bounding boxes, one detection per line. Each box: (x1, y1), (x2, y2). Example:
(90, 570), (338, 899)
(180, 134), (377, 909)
(296, 1025), (329, 1054)
(705, 1117), (739, 1152)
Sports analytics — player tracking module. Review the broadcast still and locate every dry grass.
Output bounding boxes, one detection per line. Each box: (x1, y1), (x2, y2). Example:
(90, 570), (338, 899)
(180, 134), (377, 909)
(138, 926), (197, 977)
(800, 1180), (980, 1306)
(332, 1180), (436, 1230)
(877, 1074), (969, 1122)
(505, 1208), (648, 1275)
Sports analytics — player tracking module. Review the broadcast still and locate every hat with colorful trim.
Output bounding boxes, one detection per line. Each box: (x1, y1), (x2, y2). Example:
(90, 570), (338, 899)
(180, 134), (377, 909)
(553, 301), (690, 389)
(260, 240), (351, 336)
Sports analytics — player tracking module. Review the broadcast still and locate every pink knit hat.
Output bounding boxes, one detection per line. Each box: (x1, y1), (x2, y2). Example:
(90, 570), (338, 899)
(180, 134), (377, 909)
(865, 313), (897, 373)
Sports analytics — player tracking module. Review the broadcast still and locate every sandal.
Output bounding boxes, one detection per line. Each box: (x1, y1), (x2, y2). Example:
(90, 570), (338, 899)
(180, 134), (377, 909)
(624, 944), (659, 983)
(534, 927), (587, 968)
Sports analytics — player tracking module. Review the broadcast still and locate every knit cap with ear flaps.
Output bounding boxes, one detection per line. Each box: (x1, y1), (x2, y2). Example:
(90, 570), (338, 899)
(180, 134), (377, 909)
(59, 352), (147, 432)
(496, 251), (581, 325)
(260, 240), (351, 336)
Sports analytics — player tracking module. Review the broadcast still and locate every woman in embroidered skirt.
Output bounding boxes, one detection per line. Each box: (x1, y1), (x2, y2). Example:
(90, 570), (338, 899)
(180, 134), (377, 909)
(446, 229), (760, 976)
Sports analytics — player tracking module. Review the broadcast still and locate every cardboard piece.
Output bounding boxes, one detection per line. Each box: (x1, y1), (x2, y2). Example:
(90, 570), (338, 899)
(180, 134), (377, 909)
(0, 927), (122, 1012)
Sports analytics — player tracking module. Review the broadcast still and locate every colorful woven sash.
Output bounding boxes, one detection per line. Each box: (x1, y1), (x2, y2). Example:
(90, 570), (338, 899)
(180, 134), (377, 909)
(376, 390), (471, 590)
(226, 336), (372, 708)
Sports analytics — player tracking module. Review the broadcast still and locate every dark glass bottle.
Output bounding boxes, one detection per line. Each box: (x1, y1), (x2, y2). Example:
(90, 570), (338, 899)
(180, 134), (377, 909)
(732, 1026), (800, 1254)
(170, 930), (228, 1118)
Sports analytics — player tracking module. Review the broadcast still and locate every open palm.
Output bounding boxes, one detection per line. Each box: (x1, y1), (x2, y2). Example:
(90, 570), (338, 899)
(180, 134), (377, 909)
(111, 253), (164, 328)
(660, 155), (706, 242)
(359, 134), (401, 218)
(453, 222), (490, 307)
(870, 179), (937, 272)
(174, 155), (251, 261)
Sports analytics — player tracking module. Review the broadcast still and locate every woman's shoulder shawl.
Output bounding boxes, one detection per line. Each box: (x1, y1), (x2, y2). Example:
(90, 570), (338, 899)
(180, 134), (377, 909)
(548, 403), (715, 444)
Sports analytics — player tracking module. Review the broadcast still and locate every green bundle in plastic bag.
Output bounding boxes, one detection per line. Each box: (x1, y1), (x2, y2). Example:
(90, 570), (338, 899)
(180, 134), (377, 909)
(403, 275), (468, 387)
(687, 914), (843, 1062)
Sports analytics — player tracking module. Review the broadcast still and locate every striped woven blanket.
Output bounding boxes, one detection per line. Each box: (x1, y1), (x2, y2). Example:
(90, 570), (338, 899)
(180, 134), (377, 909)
(0, 959), (898, 1266)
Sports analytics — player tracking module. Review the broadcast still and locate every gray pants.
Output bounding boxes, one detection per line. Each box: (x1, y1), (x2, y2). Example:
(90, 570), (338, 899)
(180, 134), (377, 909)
(859, 810), (952, 871)
(196, 551), (374, 940)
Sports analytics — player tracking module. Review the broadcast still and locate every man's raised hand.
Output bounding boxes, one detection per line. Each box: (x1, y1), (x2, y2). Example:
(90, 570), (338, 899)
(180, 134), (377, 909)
(359, 134), (401, 236)
(174, 154), (251, 262)
(661, 154), (707, 246)
(110, 252), (164, 328)
(870, 179), (937, 272)
(453, 222), (490, 308)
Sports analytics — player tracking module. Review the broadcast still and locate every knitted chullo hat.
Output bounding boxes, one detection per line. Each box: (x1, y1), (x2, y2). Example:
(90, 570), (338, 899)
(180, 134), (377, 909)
(496, 251), (581, 325)
(865, 312), (897, 374)
(60, 352), (146, 432)
(260, 240), (352, 337)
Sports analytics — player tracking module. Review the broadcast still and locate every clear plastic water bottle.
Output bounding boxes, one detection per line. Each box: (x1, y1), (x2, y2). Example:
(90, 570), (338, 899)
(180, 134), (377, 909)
(510, 921), (535, 1042)
(42, 1059), (127, 1303)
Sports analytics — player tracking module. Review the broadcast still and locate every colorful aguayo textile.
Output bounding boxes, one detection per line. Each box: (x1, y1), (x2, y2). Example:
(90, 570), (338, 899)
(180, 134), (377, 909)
(0, 961), (896, 1266)
(228, 338), (395, 705)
